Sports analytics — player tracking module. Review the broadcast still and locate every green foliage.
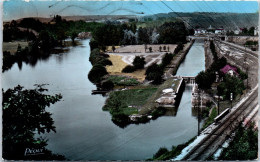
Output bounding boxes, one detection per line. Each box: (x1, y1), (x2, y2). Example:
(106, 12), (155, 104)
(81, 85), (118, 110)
(145, 63), (164, 84)
(101, 80), (114, 90)
(103, 87), (157, 127)
(69, 31), (78, 43)
(151, 107), (167, 120)
(89, 39), (99, 50)
(202, 107), (217, 129)
(89, 48), (112, 66)
(103, 88), (157, 127)
(151, 137), (196, 160)
(217, 75), (245, 100)
(245, 40), (258, 46)
(174, 43), (184, 54)
(92, 24), (124, 47)
(153, 147), (169, 159)
(237, 68), (248, 80)
(149, 47), (152, 52)
(106, 76), (139, 86)
(161, 53), (174, 68)
(2, 85), (64, 160)
(103, 88), (157, 111)
(122, 65), (136, 73)
(196, 42), (227, 90)
(88, 64), (108, 83)
(138, 27), (150, 44)
(158, 21), (188, 44)
(195, 70), (215, 90)
(133, 56), (146, 69)
(219, 124), (257, 160)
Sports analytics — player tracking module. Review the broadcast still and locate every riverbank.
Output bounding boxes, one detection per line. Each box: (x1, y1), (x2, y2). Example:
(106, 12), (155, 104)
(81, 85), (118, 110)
(204, 40), (214, 70)
(166, 40), (194, 76)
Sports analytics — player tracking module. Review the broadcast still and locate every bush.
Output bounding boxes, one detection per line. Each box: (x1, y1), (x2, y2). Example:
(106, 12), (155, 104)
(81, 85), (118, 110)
(151, 107), (166, 120)
(153, 147), (169, 159)
(145, 63), (163, 84)
(89, 39), (99, 50)
(122, 65), (136, 73)
(99, 58), (112, 66)
(88, 64), (108, 83)
(101, 80), (114, 90)
(133, 56), (146, 69)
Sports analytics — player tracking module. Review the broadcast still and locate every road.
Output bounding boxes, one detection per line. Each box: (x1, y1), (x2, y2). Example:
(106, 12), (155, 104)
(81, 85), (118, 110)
(180, 40), (259, 160)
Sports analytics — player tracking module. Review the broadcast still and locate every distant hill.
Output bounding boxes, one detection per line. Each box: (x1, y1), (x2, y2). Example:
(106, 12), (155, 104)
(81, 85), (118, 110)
(4, 15), (138, 23)
(143, 12), (258, 29)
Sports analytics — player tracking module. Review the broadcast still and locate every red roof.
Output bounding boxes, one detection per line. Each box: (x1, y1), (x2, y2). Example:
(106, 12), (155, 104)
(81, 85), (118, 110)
(220, 65), (238, 75)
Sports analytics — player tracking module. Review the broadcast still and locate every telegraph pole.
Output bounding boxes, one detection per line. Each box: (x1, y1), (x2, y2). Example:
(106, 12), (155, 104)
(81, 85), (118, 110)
(197, 89), (200, 136)
(230, 93), (233, 108)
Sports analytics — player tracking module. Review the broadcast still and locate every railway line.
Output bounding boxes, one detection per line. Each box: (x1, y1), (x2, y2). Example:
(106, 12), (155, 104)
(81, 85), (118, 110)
(181, 40), (259, 160)
(182, 86), (258, 160)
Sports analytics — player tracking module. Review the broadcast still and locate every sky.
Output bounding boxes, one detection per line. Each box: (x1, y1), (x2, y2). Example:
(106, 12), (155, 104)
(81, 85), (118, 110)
(3, 0), (259, 21)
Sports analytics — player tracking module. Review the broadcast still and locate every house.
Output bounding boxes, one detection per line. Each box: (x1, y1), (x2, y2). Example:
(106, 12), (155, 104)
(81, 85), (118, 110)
(254, 26), (259, 36)
(194, 28), (206, 35)
(234, 29), (240, 35)
(220, 65), (238, 77)
(215, 28), (225, 34)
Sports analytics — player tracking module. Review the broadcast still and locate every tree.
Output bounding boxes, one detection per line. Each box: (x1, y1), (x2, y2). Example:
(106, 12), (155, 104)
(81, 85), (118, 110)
(144, 44), (148, 52)
(158, 21), (188, 44)
(122, 65), (136, 73)
(101, 80), (114, 90)
(2, 85), (64, 160)
(112, 45), (116, 52)
(138, 27), (149, 44)
(88, 64), (108, 83)
(195, 70), (215, 90)
(145, 63), (163, 84)
(70, 31), (78, 43)
(133, 56), (146, 69)
(149, 47), (152, 52)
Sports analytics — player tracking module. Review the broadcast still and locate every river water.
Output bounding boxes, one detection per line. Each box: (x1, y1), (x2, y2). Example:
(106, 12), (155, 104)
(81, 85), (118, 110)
(2, 39), (205, 160)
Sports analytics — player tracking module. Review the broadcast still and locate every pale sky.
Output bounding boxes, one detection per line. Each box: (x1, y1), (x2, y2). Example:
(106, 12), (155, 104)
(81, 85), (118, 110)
(3, 0), (259, 21)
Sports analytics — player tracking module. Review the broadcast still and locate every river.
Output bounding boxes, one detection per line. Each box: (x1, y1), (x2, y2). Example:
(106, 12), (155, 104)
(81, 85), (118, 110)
(2, 39), (205, 160)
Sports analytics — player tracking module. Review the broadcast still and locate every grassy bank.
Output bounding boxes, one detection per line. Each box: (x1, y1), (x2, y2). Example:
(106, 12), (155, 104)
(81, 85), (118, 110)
(139, 79), (180, 115)
(105, 75), (140, 86)
(103, 87), (157, 127)
(202, 107), (217, 129)
(148, 137), (196, 160)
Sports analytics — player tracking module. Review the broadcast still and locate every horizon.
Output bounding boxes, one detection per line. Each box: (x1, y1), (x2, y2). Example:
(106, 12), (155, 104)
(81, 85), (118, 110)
(4, 1), (258, 21)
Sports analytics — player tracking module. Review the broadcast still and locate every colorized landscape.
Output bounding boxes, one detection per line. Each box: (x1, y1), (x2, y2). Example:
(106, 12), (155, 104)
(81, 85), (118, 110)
(2, 1), (259, 161)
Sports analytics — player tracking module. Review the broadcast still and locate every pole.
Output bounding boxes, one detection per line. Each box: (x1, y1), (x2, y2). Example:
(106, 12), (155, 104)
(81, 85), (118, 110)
(230, 93), (233, 108)
(247, 66), (249, 92)
(197, 89), (200, 136)
(217, 96), (220, 115)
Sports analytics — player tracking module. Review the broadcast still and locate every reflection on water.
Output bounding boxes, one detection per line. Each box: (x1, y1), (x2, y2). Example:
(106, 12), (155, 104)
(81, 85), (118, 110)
(2, 39), (205, 160)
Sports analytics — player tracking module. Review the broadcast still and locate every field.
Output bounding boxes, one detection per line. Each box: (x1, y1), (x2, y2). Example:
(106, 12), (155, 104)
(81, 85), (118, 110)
(3, 41), (28, 54)
(106, 54), (146, 81)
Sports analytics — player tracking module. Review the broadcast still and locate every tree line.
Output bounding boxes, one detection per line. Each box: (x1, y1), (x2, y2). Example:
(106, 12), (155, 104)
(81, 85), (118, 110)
(90, 21), (190, 50)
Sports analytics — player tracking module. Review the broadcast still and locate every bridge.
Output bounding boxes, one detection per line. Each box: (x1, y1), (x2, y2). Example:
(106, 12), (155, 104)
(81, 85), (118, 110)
(173, 76), (196, 84)
(187, 36), (213, 41)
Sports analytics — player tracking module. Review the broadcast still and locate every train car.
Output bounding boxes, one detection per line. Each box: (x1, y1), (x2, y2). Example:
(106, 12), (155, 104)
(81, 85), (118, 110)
(214, 108), (231, 123)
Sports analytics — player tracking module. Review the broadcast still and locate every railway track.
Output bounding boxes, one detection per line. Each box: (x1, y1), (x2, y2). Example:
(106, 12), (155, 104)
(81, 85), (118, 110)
(181, 41), (258, 160)
(182, 87), (258, 160)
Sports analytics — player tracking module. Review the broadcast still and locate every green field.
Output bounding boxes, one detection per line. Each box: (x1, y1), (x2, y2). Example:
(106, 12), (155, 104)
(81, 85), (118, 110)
(3, 41), (28, 54)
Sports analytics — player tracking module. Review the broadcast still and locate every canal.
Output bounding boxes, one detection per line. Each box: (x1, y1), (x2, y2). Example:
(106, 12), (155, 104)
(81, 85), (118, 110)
(2, 39), (205, 160)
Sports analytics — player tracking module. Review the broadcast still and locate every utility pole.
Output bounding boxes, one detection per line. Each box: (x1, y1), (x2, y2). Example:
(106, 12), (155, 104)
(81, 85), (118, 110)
(197, 89), (200, 136)
(217, 96), (220, 115)
(246, 66), (249, 92)
(230, 93), (233, 108)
